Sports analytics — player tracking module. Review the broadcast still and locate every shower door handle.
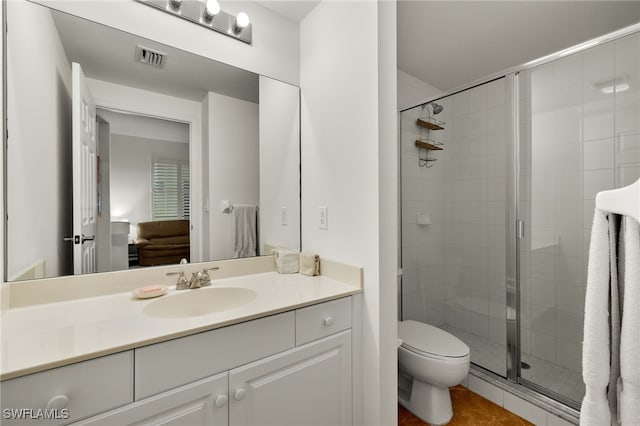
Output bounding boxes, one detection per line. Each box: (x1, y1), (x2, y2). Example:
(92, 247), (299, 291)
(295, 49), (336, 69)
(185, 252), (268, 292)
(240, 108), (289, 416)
(516, 220), (524, 239)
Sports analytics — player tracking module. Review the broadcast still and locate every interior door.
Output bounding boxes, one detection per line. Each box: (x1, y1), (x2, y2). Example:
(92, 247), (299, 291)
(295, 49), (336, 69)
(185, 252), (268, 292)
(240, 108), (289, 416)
(72, 62), (98, 275)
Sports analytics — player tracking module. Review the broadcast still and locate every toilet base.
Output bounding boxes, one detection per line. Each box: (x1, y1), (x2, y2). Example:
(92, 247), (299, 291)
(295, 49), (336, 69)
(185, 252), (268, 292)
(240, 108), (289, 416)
(402, 378), (453, 425)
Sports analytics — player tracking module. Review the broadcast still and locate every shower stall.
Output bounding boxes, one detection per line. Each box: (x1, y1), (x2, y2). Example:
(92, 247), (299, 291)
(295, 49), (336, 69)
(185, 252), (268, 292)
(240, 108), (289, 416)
(400, 25), (640, 412)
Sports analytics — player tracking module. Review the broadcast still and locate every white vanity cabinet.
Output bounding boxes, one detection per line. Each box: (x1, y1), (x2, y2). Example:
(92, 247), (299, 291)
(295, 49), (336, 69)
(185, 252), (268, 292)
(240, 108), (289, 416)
(6, 296), (353, 426)
(229, 331), (352, 426)
(0, 351), (134, 426)
(72, 372), (229, 426)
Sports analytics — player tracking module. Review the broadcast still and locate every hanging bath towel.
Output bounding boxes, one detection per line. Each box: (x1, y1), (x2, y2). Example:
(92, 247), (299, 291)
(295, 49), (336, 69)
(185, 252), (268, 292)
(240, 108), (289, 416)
(232, 205), (258, 258)
(619, 216), (640, 424)
(581, 211), (640, 425)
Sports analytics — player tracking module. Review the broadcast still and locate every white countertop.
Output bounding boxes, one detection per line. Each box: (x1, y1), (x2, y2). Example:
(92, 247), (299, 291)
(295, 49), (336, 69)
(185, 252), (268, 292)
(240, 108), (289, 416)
(0, 272), (361, 381)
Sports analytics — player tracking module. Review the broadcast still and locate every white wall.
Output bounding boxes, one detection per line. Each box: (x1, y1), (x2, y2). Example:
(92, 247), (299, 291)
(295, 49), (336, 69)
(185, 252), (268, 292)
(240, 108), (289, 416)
(35, 0), (300, 86)
(398, 69), (443, 111)
(6, 1), (73, 280)
(110, 135), (189, 241)
(300, 1), (397, 424)
(259, 76), (300, 253)
(201, 95), (211, 261)
(0, 0), (3, 286)
(207, 93), (259, 260)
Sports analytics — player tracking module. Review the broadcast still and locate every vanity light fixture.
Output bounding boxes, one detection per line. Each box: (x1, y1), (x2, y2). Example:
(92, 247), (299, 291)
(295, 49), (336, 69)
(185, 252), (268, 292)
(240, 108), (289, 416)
(167, 0), (182, 11)
(233, 12), (250, 34)
(202, 0), (220, 22)
(136, 0), (252, 44)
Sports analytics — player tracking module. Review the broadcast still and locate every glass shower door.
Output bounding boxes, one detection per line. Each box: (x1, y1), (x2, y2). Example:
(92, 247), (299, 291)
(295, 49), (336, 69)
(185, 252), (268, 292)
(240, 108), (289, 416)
(400, 77), (512, 378)
(518, 32), (640, 406)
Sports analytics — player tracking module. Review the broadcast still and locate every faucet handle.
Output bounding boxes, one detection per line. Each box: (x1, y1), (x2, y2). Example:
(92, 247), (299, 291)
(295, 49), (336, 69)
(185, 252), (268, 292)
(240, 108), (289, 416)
(166, 271), (189, 290)
(201, 267), (220, 287)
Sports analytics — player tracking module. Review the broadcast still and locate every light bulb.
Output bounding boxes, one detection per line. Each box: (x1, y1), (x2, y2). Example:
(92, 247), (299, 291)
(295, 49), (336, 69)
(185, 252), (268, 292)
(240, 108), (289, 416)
(203, 0), (220, 19)
(235, 12), (249, 29)
(168, 0), (182, 10)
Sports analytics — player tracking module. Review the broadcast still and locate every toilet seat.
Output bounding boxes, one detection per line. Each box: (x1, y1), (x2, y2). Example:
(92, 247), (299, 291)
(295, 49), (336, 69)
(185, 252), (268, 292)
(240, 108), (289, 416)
(398, 321), (470, 359)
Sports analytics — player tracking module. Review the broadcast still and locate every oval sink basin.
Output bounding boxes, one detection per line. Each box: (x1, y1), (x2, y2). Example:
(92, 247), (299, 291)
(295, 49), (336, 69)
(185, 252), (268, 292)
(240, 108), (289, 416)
(143, 287), (257, 319)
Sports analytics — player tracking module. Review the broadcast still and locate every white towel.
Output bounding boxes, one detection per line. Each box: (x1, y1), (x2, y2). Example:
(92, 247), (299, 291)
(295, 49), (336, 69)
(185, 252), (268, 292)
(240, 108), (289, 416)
(620, 217), (640, 424)
(275, 249), (299, 274)
(233, 205), (257, 258)
(581, 210), (615, 426)
(581, 212), (640, 425)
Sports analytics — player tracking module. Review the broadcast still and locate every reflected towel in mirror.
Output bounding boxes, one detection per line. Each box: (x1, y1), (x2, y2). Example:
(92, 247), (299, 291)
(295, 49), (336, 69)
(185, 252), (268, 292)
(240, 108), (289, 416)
(233, 205), (258, 258)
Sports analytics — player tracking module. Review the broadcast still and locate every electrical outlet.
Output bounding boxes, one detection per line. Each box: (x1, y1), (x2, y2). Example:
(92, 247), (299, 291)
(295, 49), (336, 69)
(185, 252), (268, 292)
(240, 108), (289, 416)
(319, 206), (328, 230)
(281, 207), (288, 226)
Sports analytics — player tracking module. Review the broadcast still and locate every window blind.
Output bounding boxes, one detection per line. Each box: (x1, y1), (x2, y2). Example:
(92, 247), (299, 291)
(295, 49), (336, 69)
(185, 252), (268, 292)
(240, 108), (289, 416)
(152, 160), (190, 220)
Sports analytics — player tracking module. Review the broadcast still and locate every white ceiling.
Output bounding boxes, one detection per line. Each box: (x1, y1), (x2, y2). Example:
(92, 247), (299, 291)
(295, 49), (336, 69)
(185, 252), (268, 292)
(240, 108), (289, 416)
(398, 1), (640, 91)
(97, 109), (190, 144)
(51, 9), (259, 103)
(258, 1), (319, 22)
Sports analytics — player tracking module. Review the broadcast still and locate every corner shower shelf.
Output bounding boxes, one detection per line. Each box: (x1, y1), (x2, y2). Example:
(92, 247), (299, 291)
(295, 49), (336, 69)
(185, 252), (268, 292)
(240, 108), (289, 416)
(415, 140), (443, 151)
(416, 118), (444, 131)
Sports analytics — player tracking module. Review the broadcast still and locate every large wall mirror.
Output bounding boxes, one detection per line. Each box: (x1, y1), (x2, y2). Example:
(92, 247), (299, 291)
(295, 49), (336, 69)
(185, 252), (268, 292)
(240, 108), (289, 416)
(5, 0), (301, 282)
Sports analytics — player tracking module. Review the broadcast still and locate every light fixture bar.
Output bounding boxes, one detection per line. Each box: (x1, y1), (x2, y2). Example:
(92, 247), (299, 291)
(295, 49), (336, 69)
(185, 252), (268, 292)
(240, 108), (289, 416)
(135, 0), (252, 45)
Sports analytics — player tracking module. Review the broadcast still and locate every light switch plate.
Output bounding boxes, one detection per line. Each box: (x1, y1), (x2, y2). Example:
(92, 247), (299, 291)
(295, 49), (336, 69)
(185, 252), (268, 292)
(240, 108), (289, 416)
(319, 206), (328, 230)
(281, 207), (288, 226)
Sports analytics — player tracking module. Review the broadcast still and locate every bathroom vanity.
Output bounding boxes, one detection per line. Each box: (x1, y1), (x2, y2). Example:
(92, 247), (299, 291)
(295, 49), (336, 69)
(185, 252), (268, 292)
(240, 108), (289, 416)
(0, 267), (361, 426)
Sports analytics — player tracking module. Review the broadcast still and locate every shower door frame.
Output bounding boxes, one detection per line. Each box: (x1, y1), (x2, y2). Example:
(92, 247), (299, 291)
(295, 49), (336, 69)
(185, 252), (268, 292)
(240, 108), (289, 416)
(399, 20), (640, 413)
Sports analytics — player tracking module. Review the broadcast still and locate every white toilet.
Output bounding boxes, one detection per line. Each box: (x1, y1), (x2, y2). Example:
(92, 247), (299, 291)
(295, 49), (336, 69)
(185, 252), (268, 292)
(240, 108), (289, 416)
(398, 320), (470, 425)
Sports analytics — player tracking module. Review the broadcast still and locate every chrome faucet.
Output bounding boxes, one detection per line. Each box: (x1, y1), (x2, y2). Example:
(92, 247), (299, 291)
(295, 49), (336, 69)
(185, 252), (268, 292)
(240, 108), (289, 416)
(166, 271), (189, 290)
(167, 264), (221, 290)
(201, 267), (220, 287)
(189, 271), (204, 289)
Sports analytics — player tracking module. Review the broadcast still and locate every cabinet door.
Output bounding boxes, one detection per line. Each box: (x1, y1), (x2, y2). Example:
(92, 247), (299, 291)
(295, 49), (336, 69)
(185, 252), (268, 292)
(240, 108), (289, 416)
(72, 372), (228, 426)
(229, 331), (351, 426)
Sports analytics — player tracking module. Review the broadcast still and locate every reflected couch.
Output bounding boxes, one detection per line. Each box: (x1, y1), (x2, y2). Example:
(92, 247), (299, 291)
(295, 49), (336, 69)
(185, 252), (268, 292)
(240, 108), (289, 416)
(134, 220), (190, 266)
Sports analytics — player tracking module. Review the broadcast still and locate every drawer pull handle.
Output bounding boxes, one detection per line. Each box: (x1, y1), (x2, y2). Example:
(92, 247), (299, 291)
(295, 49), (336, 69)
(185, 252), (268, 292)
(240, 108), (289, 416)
(234, 389), (247, 401)
(215, 395), (228, 407)
(46, 395), (69, 410)
(323, 316), (334, 327)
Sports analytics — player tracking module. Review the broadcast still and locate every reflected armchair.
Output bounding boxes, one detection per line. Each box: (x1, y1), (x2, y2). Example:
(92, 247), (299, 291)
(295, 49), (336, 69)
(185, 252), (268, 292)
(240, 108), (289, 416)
(134, 220), (190, 266)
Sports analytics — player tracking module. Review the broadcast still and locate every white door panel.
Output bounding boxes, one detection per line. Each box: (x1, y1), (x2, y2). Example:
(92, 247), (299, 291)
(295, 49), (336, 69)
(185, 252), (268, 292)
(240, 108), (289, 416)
(72, 62), (97, 275)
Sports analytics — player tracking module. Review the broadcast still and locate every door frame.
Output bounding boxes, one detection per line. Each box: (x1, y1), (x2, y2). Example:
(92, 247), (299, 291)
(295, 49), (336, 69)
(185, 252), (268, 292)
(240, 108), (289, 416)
(91, 87), (202, 263)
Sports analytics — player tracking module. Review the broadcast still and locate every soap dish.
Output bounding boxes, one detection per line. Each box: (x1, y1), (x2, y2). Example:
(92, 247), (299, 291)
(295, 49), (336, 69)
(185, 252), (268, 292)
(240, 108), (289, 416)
(132, 285), (168, 299)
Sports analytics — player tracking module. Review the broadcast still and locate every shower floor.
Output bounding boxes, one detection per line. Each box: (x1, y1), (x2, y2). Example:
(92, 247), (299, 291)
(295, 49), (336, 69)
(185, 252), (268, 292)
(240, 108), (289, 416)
(440, 324), (585, 404)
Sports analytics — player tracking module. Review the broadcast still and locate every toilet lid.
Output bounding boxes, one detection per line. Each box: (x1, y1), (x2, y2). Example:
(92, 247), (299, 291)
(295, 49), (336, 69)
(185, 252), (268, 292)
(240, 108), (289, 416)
(398, 321), (469, 358)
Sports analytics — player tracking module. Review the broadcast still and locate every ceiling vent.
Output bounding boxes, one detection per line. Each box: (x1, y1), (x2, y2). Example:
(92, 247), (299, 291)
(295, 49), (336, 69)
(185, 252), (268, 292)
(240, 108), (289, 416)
(135, 45), (167, 69)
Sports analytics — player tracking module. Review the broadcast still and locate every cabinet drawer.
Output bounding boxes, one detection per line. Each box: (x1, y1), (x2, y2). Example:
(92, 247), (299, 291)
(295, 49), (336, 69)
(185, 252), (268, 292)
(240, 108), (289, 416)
(135, 312), (295, 400)
(296, 297), (351, 345)
(0, 351), (133, 426)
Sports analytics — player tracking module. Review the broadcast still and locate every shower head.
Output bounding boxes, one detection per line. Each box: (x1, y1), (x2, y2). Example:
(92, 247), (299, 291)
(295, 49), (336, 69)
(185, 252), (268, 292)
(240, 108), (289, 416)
(422, 101), (443, 115)
(430, 102), (443, 115)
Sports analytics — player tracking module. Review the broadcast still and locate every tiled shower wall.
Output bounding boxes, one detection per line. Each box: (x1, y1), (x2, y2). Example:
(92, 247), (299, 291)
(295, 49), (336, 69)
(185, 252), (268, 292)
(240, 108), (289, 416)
(401, 79), (509, 376)
(519, 33), (640, 385)
(400, 103), (447, 326)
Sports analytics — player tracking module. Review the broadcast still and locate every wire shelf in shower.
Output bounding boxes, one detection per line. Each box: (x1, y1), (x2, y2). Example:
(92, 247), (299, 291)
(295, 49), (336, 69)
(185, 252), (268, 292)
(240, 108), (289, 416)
(416, 117), (444, 131)
(415, 139), (443, 151)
